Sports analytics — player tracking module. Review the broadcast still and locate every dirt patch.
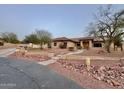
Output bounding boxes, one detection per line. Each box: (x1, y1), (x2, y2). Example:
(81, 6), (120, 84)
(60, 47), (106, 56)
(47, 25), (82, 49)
(76, 48), (124, 58)
(28, 48), (71, 56)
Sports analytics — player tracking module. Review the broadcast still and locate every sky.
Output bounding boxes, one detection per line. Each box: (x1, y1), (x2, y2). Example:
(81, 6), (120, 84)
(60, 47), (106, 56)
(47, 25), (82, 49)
(0, 4), (124, 40)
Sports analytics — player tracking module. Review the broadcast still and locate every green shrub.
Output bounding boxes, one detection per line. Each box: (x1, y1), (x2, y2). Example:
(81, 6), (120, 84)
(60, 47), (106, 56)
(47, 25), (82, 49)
(0, 42), (4, 46)
(77, 46), (82, 49)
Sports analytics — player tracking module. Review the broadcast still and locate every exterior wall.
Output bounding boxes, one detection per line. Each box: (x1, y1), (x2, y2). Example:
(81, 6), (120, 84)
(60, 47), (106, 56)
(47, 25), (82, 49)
(89, 40), (93, 48)
(101, 43), (104, 48)
(52, 42), (62, 48)
(28, 43), (41, 48)
(80, 41), (84, 48)
(52, 41), (76, 49)
(67, 41), (76, 49)
(28, 43), (48, 48)
(51, 42), (56, 48)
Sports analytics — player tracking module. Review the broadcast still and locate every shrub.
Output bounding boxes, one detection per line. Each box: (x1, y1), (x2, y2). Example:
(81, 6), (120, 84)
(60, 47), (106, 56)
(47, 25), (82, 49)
(68, 47), (74, 51)
(0, 42), (4, 46)
(47, 43), (52, 48)
(77, 46), (82, 50)
(59, 43), (65, 49)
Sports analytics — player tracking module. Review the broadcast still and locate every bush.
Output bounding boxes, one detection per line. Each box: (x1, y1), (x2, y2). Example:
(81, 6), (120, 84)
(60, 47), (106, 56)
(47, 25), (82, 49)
(59, 44), (66, 49)
(0, 42), (4, 46)
(68, 47), (74, 51)
(48, 44), (52, 48)
(77, 46), (82, 50)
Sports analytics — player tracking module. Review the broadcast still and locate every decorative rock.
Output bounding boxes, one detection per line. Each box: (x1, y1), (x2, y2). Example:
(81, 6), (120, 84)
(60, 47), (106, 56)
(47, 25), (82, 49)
(57, 58), (124, 88)
(93, 75), (102, 80)
(111, 80), (120, 87)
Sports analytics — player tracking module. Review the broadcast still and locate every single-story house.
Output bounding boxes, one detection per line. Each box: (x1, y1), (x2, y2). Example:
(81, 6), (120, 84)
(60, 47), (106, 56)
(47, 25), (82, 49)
(51, 37), (78, 49)
(52, 36), (104, 49)
(27, 36), (124, 50)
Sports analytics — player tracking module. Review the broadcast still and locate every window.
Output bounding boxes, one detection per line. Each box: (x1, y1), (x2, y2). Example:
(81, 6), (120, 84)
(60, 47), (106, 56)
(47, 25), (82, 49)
(94, 43), (102, 47)
(77, 43), (81, 46)
(54, 42), (57, 46)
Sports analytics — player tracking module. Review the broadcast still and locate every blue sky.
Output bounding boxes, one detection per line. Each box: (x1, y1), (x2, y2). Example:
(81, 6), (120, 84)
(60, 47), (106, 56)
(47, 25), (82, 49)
(0, 4), (124, 40)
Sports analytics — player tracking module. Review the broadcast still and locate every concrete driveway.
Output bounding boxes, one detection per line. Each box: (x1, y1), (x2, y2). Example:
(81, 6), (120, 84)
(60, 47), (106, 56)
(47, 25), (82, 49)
(0, 57), (82, 89)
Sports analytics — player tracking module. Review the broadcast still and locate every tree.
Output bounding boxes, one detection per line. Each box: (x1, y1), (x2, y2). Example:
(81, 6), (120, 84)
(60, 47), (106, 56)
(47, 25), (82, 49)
(87, 5), (124, 53)
(35, 30), (52, 49)
(113, 35), (123, 51)
(23, 34), (39, 44)
(1, 32), (19, 44)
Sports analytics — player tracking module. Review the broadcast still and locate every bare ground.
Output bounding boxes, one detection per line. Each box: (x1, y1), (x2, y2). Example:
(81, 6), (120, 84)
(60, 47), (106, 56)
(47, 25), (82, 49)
(76, 48), (124, 58)
(8, 52), (51, 62)
(27, 48), (71, 55)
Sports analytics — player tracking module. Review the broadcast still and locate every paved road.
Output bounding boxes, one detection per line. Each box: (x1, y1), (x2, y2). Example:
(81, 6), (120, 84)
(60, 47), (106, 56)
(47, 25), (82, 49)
(0, 48), (16, 57)
(0, 57), (82, 89)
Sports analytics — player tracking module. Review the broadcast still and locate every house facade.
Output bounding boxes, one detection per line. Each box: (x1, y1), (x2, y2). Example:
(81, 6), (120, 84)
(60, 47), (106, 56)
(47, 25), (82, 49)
(51, 37), (78, 49)
(28, 36), (124, 50)
(52, 37), (104, 49)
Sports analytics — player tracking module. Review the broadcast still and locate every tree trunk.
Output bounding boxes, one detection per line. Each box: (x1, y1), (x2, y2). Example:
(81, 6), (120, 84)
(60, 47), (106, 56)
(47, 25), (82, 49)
(121, 44), (123, 51)
(40, 46), (43, 49)
(40, 42), (43, 49)
(105, 41), (111, 53)
(107, 46), (111, 53)
(114, 44), (115, 51)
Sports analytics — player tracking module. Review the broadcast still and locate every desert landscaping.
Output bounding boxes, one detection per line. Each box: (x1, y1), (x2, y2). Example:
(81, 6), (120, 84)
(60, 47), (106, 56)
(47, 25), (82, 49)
(7, 46), (124, 89)
(0, 4), (124, 89)
(48, 49), (124, 88)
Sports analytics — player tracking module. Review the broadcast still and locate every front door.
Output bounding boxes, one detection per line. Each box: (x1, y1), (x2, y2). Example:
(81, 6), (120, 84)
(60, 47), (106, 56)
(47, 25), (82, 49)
(83, 41), (89, 49)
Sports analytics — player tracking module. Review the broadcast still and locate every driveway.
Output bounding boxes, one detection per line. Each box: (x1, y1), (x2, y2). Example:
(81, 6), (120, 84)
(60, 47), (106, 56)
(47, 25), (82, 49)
(0, 57), (82, 89)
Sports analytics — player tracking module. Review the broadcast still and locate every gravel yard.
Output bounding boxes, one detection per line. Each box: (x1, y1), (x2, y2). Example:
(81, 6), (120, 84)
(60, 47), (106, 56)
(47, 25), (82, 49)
(8, 48), (71, 62)
(28, 48), (71, 56)
(9, 52), (51, 62)
(8, 47), (124, 88)
(48, 59), (124, 89)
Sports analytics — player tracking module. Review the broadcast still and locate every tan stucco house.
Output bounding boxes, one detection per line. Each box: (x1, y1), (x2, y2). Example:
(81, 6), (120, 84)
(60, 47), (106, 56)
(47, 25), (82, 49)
(52, 37), (104, 49)
(27, 36), (124, 50)
(52, 37), (78, 49)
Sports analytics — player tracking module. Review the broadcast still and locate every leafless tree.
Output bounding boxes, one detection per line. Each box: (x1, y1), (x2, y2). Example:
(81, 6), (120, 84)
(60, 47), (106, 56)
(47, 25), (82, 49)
(87, 5), (124, 53)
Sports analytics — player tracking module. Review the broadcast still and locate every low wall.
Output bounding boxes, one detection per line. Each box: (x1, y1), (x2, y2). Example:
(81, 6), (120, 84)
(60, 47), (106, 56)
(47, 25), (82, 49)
(0, 43), (17, 49)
